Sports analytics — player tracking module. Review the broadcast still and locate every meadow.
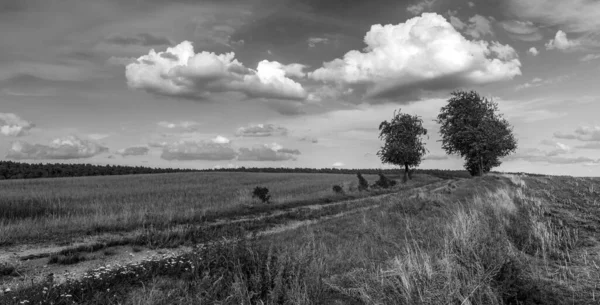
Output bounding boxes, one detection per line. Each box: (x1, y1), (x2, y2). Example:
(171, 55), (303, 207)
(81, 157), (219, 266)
(0, 172), (397, 245)
(1, 172), (599, 304)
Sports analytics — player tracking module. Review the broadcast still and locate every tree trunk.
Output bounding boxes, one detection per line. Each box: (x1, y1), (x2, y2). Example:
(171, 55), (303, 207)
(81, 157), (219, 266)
(478, 155), (484, 177)
(403, 163), (409, 183)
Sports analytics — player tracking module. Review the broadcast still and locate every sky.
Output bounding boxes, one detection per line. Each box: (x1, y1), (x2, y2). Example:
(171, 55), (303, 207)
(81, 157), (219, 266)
(1, 0), (599, 176)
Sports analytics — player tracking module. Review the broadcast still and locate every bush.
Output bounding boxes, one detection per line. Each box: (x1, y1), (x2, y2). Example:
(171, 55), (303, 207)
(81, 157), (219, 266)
(332, 185), (344, 194)
(357, 173), (369, 191)
(373, 173), (396, 189)
(252, 186), (271, 204)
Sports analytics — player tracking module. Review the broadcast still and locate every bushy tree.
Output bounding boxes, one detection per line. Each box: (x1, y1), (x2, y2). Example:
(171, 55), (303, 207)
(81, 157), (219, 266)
(436, 90), (517, 176)
(356, 173), (369, 191)
(377, 109), (428, 182)
(252, 186), (271, 203)
(373, 173), (396, 189)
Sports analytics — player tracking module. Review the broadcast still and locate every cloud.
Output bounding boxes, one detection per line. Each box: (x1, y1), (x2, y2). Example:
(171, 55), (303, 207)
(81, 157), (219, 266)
(554, 126), (600, 141)
(528, 47), (539, 56)
(6, 135), (108, 160)
(423, 154), (448, 160)
(299, 136), (318, 143)
(332, 162), (345, 167)
(540, 140), (571, 156)
(87, 133), (110, 140)
(506, 0), (600, 35)
(235, 124), (288, 137)
(212, 135), (231, 144)
(468, 2), (475, 7)
(505, 150), (599, 165)
(307, 37), (330, 48)
(515, 75), (571, 91)
(0, 113), (35, 137)
(237, 143), (299, 161)
(105, 33), (173, 46)
(499, 20), (543, 41)
(545, 30), (579, 50)
(580, 54), (600, 61)
(126, 41), (307, 101)
(157, 121), (203, 132)
(308, 13), (521, 100)
(117, 146), (149, 157)
(106, 56), (138, 66)
(161, 140), (237, 161)
(575, 142), (600, 149)
(406, 0), (437, 15)
(449, 14), (494, 39)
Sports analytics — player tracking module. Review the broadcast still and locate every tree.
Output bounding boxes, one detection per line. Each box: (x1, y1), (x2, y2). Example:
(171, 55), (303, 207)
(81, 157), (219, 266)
(377, 109), (428, 182)
(436, 90), (517, 176)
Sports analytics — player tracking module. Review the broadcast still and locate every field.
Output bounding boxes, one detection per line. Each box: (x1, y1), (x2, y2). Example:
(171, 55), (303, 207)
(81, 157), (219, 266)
(1, 171), (600, 304)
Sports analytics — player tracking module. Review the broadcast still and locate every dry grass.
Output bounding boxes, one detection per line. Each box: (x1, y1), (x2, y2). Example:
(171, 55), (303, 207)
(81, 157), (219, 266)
(0, 172), (381, 245)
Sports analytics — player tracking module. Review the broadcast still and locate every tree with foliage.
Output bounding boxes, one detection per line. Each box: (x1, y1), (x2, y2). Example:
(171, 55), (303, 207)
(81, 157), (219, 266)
(436, 90), (517, 176)
(377, 109), (428, 182)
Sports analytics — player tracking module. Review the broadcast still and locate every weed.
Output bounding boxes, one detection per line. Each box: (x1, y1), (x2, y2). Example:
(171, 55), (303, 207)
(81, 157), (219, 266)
(332, 185), (344, 194)
(357, 173), (369, 191)
(252, 186), (271, 204)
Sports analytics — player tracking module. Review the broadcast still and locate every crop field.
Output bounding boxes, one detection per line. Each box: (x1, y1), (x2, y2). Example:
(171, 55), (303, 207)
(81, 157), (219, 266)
(1, 172), (600, 304)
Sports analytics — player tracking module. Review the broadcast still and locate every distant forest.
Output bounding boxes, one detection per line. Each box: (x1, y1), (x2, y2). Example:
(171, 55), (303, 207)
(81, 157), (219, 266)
(0, 160), (542, 180)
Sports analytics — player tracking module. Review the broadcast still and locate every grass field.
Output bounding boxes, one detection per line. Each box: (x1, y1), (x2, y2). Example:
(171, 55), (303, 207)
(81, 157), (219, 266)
(1, 172), (600, 304)
(0, 172), (397, 245)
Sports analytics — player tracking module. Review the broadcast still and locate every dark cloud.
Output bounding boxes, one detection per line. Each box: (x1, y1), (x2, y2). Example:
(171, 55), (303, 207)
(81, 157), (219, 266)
(117, 146), (150, 156)
(554, 126), (600, 141)
(105, 33), (173, 46)
(161, 141), (236, 161)
(499, 20), (543, 41)
(237, 144), (299, 161)
(553, 131), (577, 140)
(299, 136), (318, 143)
(6, 135), (108, 160)
(235, 124), (288, 137)
(575, 142), (600, 149)
(160, 52), (179, 61)
(0, 113), (35, 136)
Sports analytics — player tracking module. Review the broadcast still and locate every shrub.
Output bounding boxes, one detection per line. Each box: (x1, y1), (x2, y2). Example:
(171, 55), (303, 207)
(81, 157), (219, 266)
(332, 185), (344, 194)
(373, 173), (396, 189)
(252, 186), (271, 203)
(357, 173), (369, 191)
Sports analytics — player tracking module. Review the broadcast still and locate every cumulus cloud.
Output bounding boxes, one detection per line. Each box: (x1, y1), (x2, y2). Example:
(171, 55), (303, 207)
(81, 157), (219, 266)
(161, 140), (236, 161)
(117, 146), (149, 157)
(6, 135), (108, 160)
(528, 47), (539, 56)
(235, 124), (288, 137)
(499, 20), (543, 41)
(332, 162), (345, 167)
(540, 140), (571, 156)
(105, 33), (172, 46)
(237, 143), (300, 161)
(0, 113), (35, 137)
(545, 30), (579, 50)
(126, 41), (307, 101)
(308, 13), (521, 100)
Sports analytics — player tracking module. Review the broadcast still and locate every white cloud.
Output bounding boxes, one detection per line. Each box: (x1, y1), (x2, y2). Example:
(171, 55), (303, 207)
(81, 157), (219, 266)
(332, 162), (345, 167)
(161, 140), (237, 161)
(212, 135), (230, 144)
(126, 41), (307, 101)
(307, 37), (330, 48)
(468, 2), (475, 7)
(464, 15), (494, 39)
(515, 74), (571, 91)
(157, 121), (202, 132)
(117, 146), (149, 156)
(309, 13), (521, 99)
(87, 133), (110, 140)
(545, 30), (579, 50)
(580, 54), (600, 61)
(235, 124), (288, 137)
(406, 0), (436, 15)
(6, 135), (108, 160)
(528, 47), (539, 56)
(237, 143), (300, 161)
(540, 140), (571, 156)
(0, 113), (35, 137)
(499, 20), (543, 41)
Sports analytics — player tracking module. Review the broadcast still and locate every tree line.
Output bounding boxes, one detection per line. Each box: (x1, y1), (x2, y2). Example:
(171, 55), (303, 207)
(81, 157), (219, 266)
(0, 161), (197, 180)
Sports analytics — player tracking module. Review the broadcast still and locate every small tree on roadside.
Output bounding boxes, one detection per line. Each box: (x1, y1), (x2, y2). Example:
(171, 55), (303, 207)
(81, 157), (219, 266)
(356, 173), (369, 191)
(436, 90), (517, 176)
(377, 109), (428, 183)
(252, 186), (271, 203)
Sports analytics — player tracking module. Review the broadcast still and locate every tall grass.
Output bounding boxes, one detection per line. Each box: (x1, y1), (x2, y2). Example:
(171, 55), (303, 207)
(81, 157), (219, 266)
(0, 172), (385, 245)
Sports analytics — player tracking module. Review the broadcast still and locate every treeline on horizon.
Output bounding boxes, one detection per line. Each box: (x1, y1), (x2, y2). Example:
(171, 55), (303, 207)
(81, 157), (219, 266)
(0, 160), (546, 181)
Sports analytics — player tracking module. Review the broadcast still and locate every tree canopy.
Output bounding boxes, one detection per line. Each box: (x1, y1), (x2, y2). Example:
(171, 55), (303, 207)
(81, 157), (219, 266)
(377, 109), (428, 181)
(436, 90), (517, 176)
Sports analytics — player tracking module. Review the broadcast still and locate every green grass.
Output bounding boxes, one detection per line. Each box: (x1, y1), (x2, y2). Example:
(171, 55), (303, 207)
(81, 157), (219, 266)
(0, 171), (388, 245)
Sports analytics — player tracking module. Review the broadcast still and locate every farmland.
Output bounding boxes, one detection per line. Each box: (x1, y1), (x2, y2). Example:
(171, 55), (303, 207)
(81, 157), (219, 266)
(1, 171), (600, 304)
